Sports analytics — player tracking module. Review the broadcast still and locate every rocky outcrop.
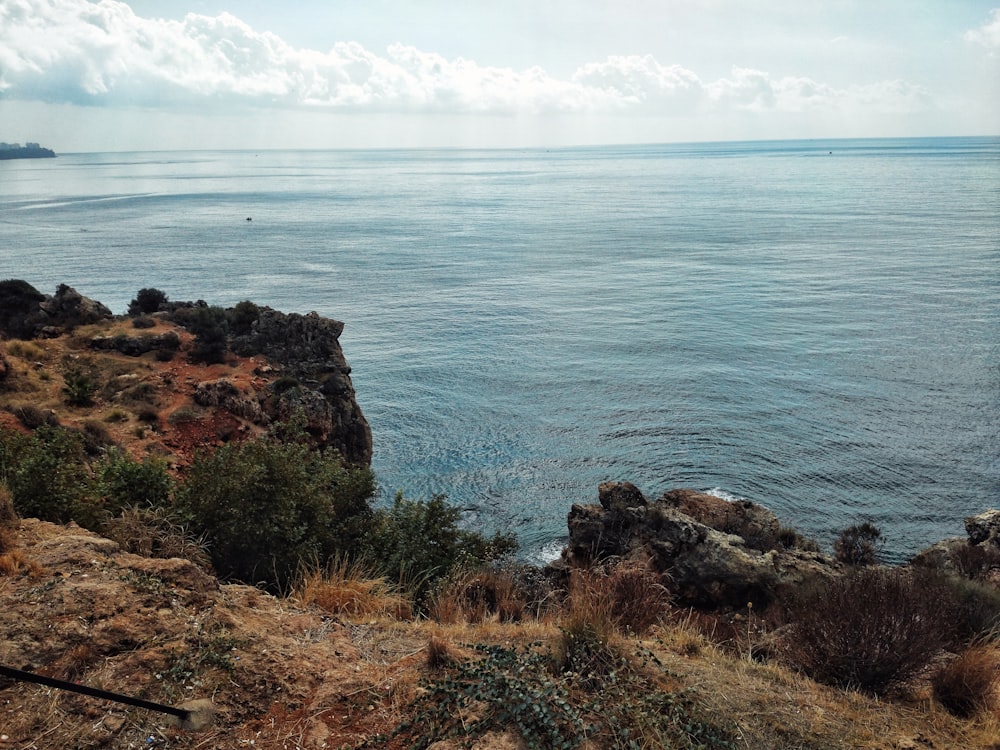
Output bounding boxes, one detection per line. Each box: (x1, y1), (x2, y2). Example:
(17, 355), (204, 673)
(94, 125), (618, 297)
(911, 509), (1000, 583)
(966, 510), (1000, 547)
(0, 281), (111, 339)
(555, 482), (838, 610)
(232, 308), (372, 464)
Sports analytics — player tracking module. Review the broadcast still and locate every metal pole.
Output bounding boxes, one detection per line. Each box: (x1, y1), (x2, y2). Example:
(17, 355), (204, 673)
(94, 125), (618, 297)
(0, 665), (191, 721)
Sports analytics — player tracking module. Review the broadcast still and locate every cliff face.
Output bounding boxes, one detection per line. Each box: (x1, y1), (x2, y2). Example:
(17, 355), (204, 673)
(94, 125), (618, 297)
(0, 282), (372, 467)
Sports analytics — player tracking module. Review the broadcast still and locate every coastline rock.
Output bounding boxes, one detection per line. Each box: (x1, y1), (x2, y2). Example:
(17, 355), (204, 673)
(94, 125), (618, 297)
(232, 308), (372, 464)
(38, 284), (113, 332)
(557, 483), (837, 609)
(0, 281), (111, 338)
(965, 510), (1000, 547)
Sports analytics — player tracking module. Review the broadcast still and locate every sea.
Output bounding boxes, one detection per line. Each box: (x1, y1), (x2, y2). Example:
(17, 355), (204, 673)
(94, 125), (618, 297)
(1, 136), (998, 563)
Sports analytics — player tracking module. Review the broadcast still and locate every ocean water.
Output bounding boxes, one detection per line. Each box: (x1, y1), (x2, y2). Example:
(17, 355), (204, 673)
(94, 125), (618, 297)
(1, 137), (998, 562)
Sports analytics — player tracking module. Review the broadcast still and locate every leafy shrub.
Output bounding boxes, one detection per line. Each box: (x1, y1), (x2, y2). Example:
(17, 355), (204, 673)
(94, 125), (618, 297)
(785, 567), (960, 694)
(0, 426), (97, 526)
(932, 642), (1000, 717)
(128, 288), (168, 316)
(369, 642), (735, 750)
(95, 450), (174, 517)
(833, 521), (883, 566)
(363, 492), (517, 609)
(227, 300), (260, 336)
(174, 431), (375, 590)
(173, 305), (229, 363)
(62, 366), (98, 406)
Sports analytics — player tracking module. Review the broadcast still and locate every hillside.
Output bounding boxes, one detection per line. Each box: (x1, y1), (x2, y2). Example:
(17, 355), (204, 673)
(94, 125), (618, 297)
(1, 283), (999, 749)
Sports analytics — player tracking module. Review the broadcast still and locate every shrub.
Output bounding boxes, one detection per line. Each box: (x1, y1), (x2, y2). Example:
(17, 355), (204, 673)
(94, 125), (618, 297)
(227, 300), (260, 336)
(430, 566), (530, 624)
(175, 305), (229, 364)
(363, 492), (517, 610)
(833, 521), (883, 566)
(174, 432), (375, 591)
(0, 426), (97, 526)
(785, 567), (960, 694)
(131, 315), (156, 329)
(62, 366), (98, 407)
(79, 419), (116, 454)
(95, 450), (174, 517)
(952, 542), (1000, 581)
(128, 288), (168, 316)
(932, 642), (1000, 717)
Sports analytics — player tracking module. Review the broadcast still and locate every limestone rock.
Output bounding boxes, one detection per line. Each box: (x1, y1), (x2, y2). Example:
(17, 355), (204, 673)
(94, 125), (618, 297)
(558, 483), (836, 609)
(38, 284), (113, 331)
(965, 509), (1000, 546)
(194, 378), (265, 424)
(233, 308), (372, 464)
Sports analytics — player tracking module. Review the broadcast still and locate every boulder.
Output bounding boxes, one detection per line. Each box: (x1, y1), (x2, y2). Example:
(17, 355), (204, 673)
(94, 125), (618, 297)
(37, 284), (112, 331)
(966, 510), (1000, 547)
(194, 378), (265, 423)
(557, 483), (837, 609)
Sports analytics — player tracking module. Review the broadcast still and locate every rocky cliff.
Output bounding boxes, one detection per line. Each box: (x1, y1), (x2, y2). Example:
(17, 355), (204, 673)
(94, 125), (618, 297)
(0, 281), (372, 466)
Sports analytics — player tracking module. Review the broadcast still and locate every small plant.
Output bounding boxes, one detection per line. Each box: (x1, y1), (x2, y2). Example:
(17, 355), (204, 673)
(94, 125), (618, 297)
(103, 409), (129, 423)
(104, 505), (210, 568)
(366, 643), (587, 750)
(62, 366), (97, 406)
(952, 542), (1000, 581)
(932, 641), (1000, 717)
(131, 315), (156, 329)
(833, 521), (883, 566)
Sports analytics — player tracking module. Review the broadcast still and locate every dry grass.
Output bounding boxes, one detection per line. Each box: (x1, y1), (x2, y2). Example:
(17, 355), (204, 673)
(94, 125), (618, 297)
(294, 557), (412, 619)
(102, 505), (212, 569)
(932, 641), (1000, 718)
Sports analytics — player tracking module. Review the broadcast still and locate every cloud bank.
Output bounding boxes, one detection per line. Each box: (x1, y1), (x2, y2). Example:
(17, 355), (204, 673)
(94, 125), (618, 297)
(0, 0), (935, 117)
(965, 8), (1000, 49)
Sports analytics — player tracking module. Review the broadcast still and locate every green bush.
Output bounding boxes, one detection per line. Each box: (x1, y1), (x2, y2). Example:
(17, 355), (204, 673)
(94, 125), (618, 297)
(0, 426), (97, 526)
(174, 431), (375, 591)
(62, 366), (98, 407)
(128, 288), (168, 316)
(95, 449), (174, 517)
(364, 492), (517, 609)
(227, 300), (260, 336)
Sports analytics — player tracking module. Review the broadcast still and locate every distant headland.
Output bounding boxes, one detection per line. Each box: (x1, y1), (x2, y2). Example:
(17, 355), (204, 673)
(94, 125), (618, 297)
(0, 142), (56, 160)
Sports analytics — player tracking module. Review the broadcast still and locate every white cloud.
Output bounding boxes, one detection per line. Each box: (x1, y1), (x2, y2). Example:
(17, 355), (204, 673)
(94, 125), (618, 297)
(0, 0), (936, 119)
(964, 8), (1000, 49)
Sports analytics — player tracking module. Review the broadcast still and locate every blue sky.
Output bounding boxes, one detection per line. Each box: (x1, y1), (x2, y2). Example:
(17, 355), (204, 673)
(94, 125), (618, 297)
(1, 0), (998, 150)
